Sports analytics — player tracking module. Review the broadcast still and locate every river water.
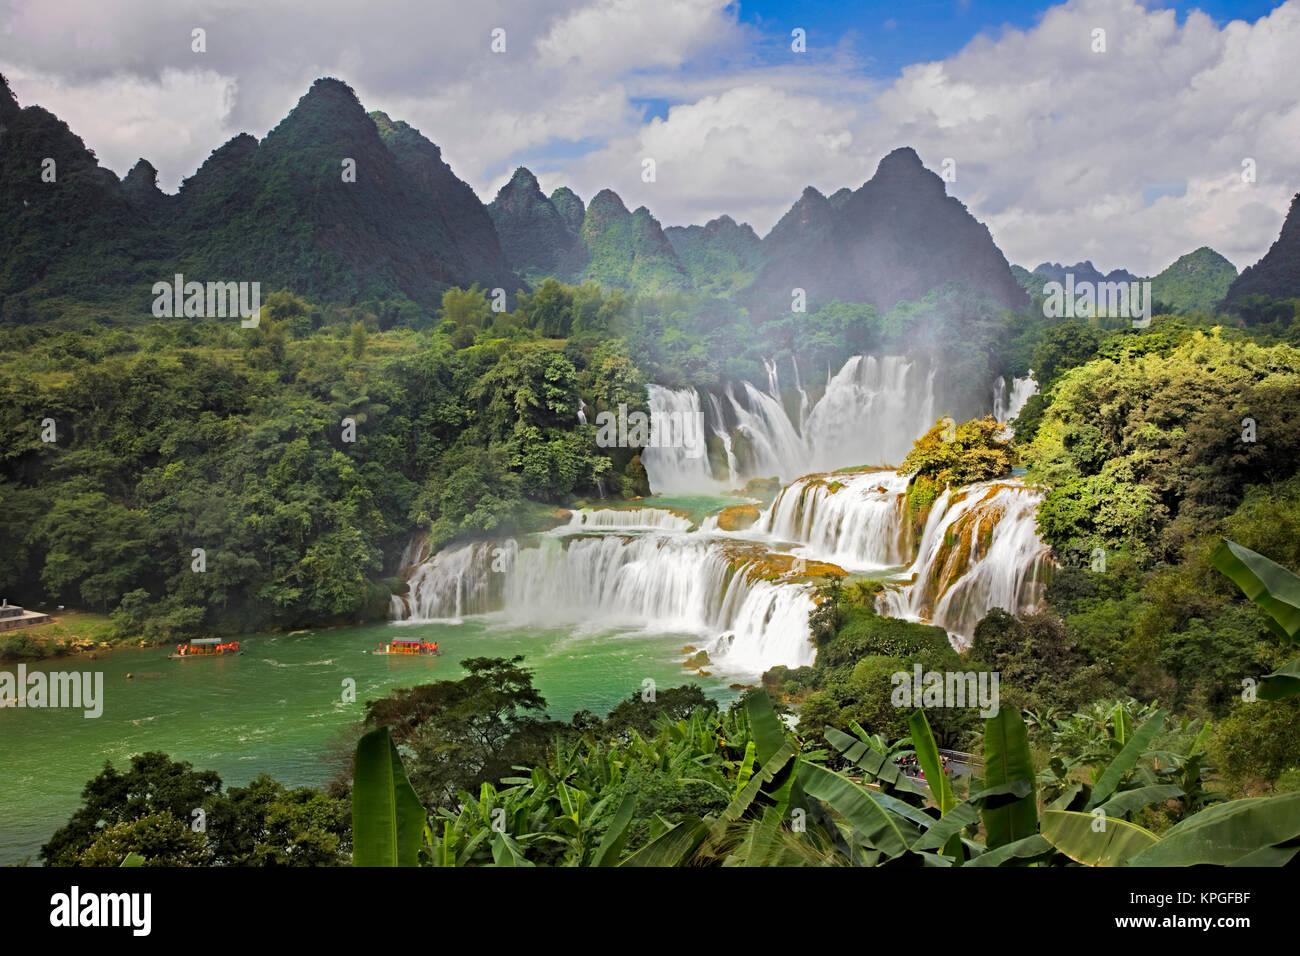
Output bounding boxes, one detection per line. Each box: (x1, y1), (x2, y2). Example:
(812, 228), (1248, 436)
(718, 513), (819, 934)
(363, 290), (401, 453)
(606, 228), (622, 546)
(0, 619), (735, 864)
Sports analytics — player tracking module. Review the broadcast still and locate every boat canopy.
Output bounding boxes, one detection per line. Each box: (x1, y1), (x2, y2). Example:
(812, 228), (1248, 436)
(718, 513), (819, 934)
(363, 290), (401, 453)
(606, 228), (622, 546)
(391, 639), (422, 645)
(190, 638), (221, 645)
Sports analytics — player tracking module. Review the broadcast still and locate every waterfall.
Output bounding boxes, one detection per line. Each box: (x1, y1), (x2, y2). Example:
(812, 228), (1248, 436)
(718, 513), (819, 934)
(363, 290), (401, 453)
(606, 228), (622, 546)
(993, 373), (1038, 425)
(642, 385), (718, 493)
(763, 356), (780, 397)
(756, 470), (914, 570)
(392, 530), (818, 675)
(803, 356), (937, 473)
(393, 540), (512, 622)
(791, 356), (811, 434)
(643, 354), (942, 494)
(875, 480), (1052, 646)
(558, 507), (693, 532)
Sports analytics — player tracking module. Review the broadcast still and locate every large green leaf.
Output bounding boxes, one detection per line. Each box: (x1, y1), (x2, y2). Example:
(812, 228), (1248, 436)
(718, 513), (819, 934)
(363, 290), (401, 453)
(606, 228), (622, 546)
(590, 794), (636, 867)
(1212, 539), (1300, 645)
(964, 834), (1054, 867)
(490, 832), (535, 867)
(352, 726), (428, 867)
(1094, 785), (1184, 818)
(618, 817), (710, 867)
(1040, 809), (1158, 866)
(1085, 710), (1167, 810)
(797, 762), (919, 859)
(908, 710), (955, 815)
(745, 690), (787, 766)
(1258, 657), (1300, 701)
(119, 852), (145, 867)
(1127, 792), (1300, 866)
(980, 709), (1037, 849)
(910, 802), (979, 854)
(718, 740), (796, 826)
(824, 726), (925, 796)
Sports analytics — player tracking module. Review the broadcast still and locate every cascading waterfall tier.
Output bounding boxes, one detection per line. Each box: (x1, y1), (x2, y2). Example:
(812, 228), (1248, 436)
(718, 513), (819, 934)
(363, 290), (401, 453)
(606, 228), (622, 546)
(391, 529), (821, 675)
(875, 480), (1052, 646)
(756, 470), (914, 570)
(643, 354), (939, 493)
(556, 507), (693, 532)
(390, 539), (513, 622)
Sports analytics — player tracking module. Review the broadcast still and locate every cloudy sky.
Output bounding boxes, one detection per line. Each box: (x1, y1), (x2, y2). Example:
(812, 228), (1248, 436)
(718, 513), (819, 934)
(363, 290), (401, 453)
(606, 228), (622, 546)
(2, 0), (1296, 274)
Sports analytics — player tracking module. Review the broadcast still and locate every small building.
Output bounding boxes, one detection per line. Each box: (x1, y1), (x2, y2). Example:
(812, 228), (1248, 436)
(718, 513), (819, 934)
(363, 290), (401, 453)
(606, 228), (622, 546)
(0, 599), (51, 631)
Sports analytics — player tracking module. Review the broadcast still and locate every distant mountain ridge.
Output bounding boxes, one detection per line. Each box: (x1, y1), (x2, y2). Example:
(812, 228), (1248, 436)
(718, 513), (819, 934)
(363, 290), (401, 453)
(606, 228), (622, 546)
(1031, 261), (1139, 286)
(0, 73), (1103, 324)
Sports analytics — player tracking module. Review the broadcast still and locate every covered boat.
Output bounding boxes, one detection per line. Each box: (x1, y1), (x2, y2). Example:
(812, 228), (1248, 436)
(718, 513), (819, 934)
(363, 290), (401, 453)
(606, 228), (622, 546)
(169, 638), (241, 659)
(374, 638), (440, 656)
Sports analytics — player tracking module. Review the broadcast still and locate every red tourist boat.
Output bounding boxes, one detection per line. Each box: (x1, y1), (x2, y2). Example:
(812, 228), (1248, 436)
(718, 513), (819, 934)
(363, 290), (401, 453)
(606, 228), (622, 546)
(169, 637), (242, 659)
(373, 638), (441, 656)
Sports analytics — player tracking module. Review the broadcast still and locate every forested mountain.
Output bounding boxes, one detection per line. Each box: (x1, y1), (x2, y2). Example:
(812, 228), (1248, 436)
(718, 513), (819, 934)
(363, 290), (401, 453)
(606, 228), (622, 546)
(1224, 193), (1300, 307)
(0, 76), (517, 323)
(488, 166), (583, 279)
(1149, 246), (1237, 313)
(664, 215), (765, 297)
(741, 147), (1029, 316)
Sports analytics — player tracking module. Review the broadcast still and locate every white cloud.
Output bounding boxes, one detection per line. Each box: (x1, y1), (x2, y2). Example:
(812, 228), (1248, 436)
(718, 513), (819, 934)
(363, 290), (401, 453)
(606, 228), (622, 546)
(1, 0), (1297, 274)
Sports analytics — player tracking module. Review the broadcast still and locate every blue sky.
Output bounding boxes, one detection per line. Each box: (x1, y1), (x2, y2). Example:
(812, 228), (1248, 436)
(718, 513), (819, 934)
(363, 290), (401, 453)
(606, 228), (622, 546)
(733, 0), (1282, 73)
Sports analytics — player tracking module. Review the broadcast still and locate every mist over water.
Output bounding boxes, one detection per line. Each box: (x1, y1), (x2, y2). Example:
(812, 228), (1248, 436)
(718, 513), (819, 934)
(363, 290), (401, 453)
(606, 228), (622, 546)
(395, 354), (1054, 681)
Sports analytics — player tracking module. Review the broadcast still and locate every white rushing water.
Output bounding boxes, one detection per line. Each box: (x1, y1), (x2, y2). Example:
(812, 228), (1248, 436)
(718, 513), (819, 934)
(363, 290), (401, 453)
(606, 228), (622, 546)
(392, 530), (817, 675)
(393, 354), (1055, 674)
(556, 507), (693, 532)
(993, 373), (1038, 426)
(756, 470), (914, 570)
(875, 480), (1052, 646)
(643, 354), (939, 493)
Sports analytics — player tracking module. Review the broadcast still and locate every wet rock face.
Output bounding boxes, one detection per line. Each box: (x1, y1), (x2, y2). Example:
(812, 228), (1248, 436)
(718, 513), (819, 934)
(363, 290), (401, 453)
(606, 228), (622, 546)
(717, 504), (760, 531)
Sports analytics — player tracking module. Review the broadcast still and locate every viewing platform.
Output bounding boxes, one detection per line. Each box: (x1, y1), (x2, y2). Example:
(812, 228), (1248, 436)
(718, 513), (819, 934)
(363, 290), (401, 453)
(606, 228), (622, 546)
(0, 599), (49, 631)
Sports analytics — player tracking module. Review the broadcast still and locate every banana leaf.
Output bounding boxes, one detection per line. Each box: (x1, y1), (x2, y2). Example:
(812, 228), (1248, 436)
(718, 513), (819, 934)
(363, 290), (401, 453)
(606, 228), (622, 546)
(1085, 710), (1167, 810)
(590, 794), (636, 867)
(619, 816), (710, 867)
(1127, 792), (1300, 866)
(964, 833), (1055, 867)
(980, 709), (1037, 848)
(733, 740), (757, 797)
(1094, 784), (1184, 818)
(352, 726), (428, 867)
(745, 690), (788, 765)
(1212, 539), (1300, 645)
(490, 832), (535, 867)
(908, 709), (955, 815)
(910, 801), (979, 854)
(797, 762), (920, 859)
(1040, 809), (1158, 866)
(718, 739), (796, 826)
(1257, 658), (1300, 701)
(824, 726), (925, 796)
